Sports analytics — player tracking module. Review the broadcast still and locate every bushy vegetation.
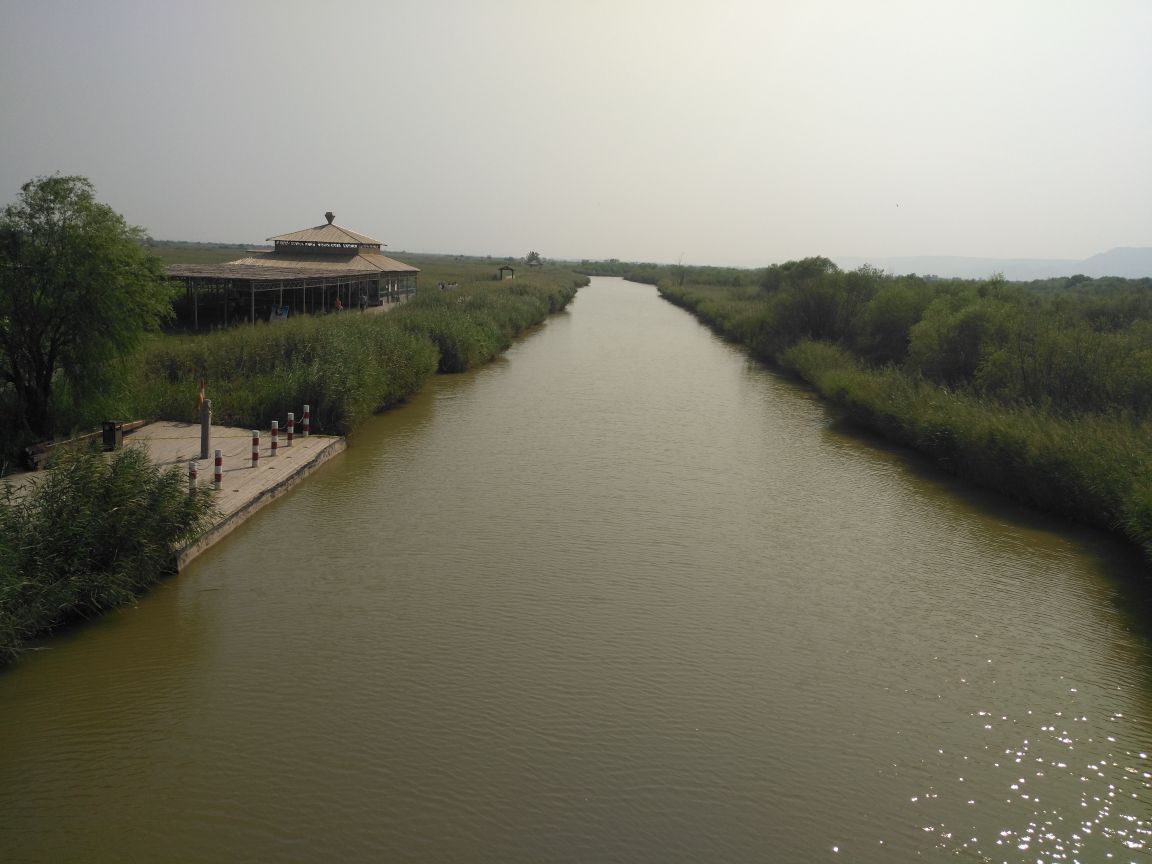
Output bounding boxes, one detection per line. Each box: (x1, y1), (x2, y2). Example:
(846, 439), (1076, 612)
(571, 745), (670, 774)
(132, 312), (440, 434)
(654, 259), (1152, 561)
(392, 280), (575, 371)
(126, 271), (582, 433)
(0, 447), (216, 663)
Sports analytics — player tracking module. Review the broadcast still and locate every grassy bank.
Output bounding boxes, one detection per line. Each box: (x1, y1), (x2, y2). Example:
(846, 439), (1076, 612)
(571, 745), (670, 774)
(130, 270), (583, 433)
(133, 311), (440, 434)
(651, 262), (1152, 563)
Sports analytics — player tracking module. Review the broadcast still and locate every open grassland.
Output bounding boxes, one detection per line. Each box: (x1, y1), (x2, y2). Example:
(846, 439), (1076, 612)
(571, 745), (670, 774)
(145, 240), (264, 266)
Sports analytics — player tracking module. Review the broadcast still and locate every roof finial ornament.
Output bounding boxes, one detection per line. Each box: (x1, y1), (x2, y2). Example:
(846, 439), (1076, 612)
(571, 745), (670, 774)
(324, 211), (334, 224)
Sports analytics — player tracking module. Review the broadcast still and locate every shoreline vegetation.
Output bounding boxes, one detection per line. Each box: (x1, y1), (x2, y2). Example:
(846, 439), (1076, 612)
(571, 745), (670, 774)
(133, 260), (584, 437)
(0, 249), (585, 664)
(578, 259), (1152, 565)
(0, 448), (217, 665)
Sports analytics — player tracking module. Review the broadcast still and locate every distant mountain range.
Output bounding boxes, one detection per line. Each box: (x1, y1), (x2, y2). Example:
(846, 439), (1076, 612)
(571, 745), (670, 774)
(833, 247), (1152, 281)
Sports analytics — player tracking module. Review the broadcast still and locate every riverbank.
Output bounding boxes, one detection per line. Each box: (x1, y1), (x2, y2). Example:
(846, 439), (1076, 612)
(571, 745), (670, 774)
(647, 267), (1152, 565)
(1, 420), (345, 665)
(132, 421), (346, 569)
(0, 272), (586, 665)
(5, 421), (346, 569)
(130, 272), (585, 436)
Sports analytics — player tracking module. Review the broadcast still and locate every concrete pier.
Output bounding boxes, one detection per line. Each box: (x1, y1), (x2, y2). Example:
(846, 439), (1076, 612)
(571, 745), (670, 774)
(4, 420), (346, 570)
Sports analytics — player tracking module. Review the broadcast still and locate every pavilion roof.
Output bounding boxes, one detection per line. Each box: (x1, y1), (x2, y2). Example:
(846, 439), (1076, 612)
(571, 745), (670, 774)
(166, 212), (419, 283)
(268, 213), (382, 247)
(166, 263), (375, 281)
(167, 249), (418, 283)
(232, 250), (418, 273)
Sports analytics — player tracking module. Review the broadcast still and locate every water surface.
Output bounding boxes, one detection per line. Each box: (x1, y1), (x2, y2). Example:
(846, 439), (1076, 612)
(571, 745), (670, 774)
(1, 277), (1150, 862)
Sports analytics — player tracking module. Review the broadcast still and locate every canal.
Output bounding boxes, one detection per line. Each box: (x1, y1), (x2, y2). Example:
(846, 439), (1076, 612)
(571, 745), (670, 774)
(1, 277), (1150, 862)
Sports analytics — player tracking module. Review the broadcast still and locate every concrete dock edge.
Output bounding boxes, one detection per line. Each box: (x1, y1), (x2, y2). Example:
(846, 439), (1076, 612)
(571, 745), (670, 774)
(174, 436), (346, 570)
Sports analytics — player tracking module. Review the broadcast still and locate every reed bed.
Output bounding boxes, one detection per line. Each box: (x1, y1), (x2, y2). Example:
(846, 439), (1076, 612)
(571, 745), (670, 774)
(0, 447), (216, 663)
(133, 313), (439, 433)
(781, 340), (1149, 537)
(129, 272), (582, 432)
(656, 266), (1152, 562)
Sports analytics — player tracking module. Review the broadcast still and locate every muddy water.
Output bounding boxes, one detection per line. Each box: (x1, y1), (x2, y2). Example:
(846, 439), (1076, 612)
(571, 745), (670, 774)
(1, 277), (1150, 862)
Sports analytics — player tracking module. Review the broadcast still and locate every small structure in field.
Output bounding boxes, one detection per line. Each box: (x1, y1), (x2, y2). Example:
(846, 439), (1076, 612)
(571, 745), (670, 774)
(498, 265), (515, 280)
(167, 212), (419, 328)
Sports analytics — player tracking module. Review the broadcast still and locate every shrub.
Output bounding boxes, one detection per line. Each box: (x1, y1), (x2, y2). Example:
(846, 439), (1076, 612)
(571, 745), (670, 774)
(0, 446), (216, 664)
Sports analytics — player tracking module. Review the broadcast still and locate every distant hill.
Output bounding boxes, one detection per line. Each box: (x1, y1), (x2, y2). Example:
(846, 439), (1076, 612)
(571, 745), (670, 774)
(834, 247), (1152, 280)
(1074, 247), (1152, 278)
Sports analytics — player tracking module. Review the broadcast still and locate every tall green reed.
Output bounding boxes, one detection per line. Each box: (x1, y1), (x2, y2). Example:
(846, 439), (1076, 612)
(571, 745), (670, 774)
(0, 446), (216, 664)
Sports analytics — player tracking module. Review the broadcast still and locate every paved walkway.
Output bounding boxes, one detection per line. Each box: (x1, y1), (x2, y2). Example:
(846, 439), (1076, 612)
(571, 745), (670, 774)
(4, 421), (346, 569)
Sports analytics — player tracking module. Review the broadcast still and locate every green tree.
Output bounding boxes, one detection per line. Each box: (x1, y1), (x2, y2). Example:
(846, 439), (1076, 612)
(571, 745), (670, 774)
(760, 256), (839, 292)
(906, 290), (1009, 387)
(855, 277), (933, 364)
(0, 175), (172, 440)
(525, 250), (542, 267)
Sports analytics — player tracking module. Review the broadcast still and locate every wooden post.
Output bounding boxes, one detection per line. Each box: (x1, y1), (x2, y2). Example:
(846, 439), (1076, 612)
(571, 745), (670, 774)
(200, 398), (212, 460)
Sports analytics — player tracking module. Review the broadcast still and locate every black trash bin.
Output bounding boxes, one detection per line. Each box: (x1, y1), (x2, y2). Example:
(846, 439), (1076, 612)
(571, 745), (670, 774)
(102, 420), (124, 451)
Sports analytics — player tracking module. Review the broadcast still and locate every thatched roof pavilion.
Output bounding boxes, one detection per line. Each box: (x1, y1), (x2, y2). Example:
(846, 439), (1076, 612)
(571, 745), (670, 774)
(168, 212), (419, 328)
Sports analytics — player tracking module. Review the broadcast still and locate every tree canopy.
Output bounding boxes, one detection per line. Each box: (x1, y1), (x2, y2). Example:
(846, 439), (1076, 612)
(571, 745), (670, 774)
(0, 175), (172, 440)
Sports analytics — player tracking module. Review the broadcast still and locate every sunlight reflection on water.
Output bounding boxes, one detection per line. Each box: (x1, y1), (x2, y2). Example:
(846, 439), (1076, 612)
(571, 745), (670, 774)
(913, 696), (1151, 861)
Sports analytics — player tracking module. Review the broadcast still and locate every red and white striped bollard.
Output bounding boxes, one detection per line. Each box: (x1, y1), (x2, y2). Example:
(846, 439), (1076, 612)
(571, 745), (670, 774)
(270, 421), (279, 457)
(188, 460), (198, 494)
(286, 412), (294, 447)
(214, 448), (222, 489)
(302, 404), (310, 437)
(251, 430), (260, 467)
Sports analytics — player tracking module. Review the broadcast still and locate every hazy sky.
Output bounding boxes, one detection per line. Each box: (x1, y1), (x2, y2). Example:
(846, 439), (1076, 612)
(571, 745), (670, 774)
(2, 0), (1150, 267)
